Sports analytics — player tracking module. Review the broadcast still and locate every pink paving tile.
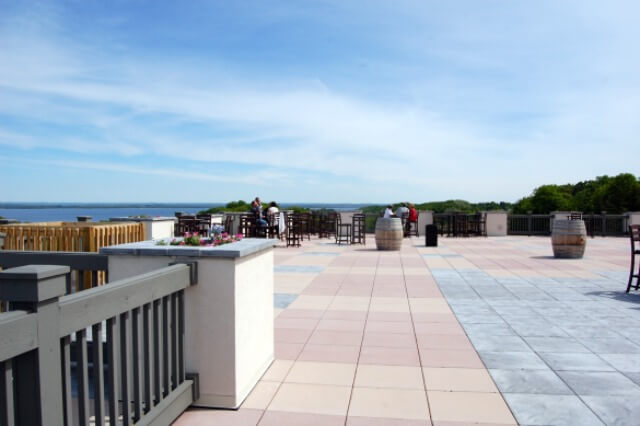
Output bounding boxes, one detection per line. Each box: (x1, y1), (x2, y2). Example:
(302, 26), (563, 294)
(275, 342), (304, 360)
(405, 286), (443, 298)
(173, 408), (263, 426)
(372, 289), (409, 297)
(419, 349), (484, 368)
(416, 334), (474, 350)
(412, 313), (459, 323)
(432, 422), (514, 426)
(322, 310), (368, 321)
(336, 288), (373, 296)
(259, 411), (346, 426)
(367, 312), (413, 322)
(366, 321), (415, 334)
(413, 322), (465, 335)
(308, 330), (364, 346)
(347, 416), (432, 426)
(359, 346), (421, 367)
(275, 318), (319, 330)
(363, 332), (418, 349)
(301, 287), (339, 296)
(298, 344), (361, 363)
(316, 319), (366, 332)
(277, 309), (324, 319)
(275, 328), (313, 344)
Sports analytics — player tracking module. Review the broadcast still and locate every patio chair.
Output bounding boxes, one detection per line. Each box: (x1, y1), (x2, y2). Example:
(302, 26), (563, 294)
(352, 214), (366, 244)
(406, 211), (419, 237)
(627, 225), (640, 293)
(286, 213), (302, 247)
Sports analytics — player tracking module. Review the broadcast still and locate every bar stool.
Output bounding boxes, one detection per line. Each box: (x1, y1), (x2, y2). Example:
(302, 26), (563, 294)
(627, 225), (640, 293)
(352, 214), (366, 244)
(336, 223), (352, 245)
(286, 214), (301, 247)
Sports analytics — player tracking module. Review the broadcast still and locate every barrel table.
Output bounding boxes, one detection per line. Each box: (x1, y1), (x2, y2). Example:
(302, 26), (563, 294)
(375, 217), (403, 250)
(551, 219), (587, 259)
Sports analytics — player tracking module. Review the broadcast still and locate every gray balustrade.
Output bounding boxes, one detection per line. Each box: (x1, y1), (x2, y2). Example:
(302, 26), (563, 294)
(0, 262), (197, 426)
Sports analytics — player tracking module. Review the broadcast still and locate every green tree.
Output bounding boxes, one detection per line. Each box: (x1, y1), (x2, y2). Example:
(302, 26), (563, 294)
(592, 173), (640, 213)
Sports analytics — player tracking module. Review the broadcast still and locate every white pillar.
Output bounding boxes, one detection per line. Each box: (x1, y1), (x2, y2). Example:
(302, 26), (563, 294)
(486, 210), (508, 236)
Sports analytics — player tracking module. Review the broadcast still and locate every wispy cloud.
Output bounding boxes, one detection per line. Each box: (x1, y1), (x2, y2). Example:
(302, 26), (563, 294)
(0, 1), (638, 202)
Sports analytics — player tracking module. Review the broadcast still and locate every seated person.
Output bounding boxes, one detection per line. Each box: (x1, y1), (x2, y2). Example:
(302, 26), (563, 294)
(396, 203), (409, 219)
(251, 200), (268, 227)
(383, 205), (394, 218)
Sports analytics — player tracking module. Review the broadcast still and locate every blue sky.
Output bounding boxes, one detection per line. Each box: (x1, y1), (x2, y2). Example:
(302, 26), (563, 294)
(1, 1), (638, 203)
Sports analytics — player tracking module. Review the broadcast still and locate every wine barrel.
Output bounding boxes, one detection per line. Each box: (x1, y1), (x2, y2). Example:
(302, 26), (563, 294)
(375, 217), (403, 250)
(551, 219), (587, 259)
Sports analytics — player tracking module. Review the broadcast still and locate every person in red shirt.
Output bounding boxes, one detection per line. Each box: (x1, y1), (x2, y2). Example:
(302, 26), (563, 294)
(408, 204), (418, 234)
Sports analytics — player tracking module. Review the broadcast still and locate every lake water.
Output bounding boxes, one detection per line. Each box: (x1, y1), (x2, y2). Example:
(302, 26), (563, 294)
(0, 203), (368, 223)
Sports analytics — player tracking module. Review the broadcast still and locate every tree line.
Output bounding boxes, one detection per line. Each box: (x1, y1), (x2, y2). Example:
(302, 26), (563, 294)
(512, 173), (640, 214)
(200, 173), (640, 216)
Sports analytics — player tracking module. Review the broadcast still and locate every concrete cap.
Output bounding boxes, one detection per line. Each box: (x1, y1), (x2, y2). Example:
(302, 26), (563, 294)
(0, 265), (70, 280)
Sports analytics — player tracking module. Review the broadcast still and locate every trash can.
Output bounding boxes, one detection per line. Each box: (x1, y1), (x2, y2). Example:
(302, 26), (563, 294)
(425, 224), (438, 247)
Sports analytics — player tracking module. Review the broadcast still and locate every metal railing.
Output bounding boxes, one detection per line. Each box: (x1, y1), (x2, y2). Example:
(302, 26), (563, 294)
(508, 214), (552, 235)
(0, 263), (197, 426)
(507, 212), (630, 236)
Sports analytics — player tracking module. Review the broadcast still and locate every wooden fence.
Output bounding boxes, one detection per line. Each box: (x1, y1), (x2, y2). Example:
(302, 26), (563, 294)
(0, 263), (197, 426)
(0, 222), (144, 289)
(0, 222), (145, 252)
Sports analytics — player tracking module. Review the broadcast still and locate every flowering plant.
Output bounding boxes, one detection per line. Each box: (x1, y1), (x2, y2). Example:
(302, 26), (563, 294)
(156, 231), (243, 247)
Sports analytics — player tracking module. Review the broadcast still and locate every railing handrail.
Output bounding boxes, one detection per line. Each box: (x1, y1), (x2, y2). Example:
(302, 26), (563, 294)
(0, 310), (37, 362)
(58, 264), (191, 336)
(0, 250), (108, 271)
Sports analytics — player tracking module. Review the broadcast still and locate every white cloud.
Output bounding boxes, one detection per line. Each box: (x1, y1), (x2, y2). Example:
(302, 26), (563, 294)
(0, 1), (639, 202)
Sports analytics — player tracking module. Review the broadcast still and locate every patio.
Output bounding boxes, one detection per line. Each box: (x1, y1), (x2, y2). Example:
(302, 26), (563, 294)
(175, 235), (639, 426)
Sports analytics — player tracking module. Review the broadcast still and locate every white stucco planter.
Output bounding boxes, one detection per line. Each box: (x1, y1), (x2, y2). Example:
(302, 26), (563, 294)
(101, 238), (276, 409)
(109, 217), (176, 239)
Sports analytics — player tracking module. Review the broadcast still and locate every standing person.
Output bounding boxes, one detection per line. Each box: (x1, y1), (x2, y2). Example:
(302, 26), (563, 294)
(383, 205), (394, 218)
(408, 203), (418, 234)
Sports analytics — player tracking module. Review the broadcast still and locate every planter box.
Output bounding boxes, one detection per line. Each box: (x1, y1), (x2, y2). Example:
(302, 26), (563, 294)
(101, 238), (276, 408)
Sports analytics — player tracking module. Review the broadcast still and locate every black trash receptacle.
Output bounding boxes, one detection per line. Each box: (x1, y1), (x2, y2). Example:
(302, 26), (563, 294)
(425, 224), (438, 247)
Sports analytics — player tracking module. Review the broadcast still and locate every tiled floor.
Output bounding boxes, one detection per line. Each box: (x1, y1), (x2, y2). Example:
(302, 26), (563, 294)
(174, 235), (640, 426)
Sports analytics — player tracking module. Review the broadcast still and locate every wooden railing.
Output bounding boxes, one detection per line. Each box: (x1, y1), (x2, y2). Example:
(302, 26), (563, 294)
(0, 263), (198, 426)
(0, 222), (145, 252)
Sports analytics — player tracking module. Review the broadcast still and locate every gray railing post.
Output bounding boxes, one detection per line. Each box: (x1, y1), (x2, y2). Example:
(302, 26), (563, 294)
(527, 211), (533, 236)
(0, 265), (69, 426)
(601, 211), (607, 237)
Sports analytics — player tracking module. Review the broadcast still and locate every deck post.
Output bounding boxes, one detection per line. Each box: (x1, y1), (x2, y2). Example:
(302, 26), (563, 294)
(0, 265), (69, 426)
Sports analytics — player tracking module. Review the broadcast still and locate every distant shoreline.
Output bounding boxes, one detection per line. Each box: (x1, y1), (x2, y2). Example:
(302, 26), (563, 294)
(0, 202), (371, 210)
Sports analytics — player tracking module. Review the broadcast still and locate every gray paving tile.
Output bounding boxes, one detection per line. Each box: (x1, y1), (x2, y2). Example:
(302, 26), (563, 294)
(503, 393), (604, 426)
(463, 323), (516, 336)
(577, 337), (640, 354)
(523, 336), (590, 353)
(509, 322), (570, 337)
(454, 313), (506, 324)
(489, 369), (572, 394)
(624, 372), (640, 386)
(582, 395), (640, 426)
(561, 325), (624, 339)
(557, 371), (640, 396)
(478, 351), (549, 370)
(599, 354), (640, 372)
(538, 352), (615, 372)
(469, 334), (532, 352)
